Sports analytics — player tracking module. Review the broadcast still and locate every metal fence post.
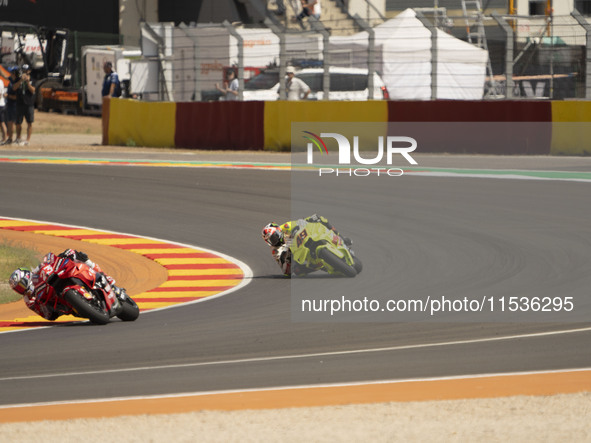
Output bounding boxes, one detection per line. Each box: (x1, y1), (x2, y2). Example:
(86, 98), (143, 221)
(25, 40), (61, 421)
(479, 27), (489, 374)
(362, 0), (387, 22)
(308, 16), (331, 100)
(492, 12), (514, 99)
(223, 20), (244, 101)
(265, 18), (287, 100)
(572, 9), (591, 99)
(141, 22), (172, 101)
(178, 23), (201, 101)
(415, 11), (437, 100)
(351, 14), (375, 100)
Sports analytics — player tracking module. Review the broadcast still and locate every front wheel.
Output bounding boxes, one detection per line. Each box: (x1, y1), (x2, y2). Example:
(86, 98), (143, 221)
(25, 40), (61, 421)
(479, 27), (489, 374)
(117, 296), (140, 322)
(353, 256), (363, 274)
(64, 289), (110, 325)
(318, 248), (357, 278)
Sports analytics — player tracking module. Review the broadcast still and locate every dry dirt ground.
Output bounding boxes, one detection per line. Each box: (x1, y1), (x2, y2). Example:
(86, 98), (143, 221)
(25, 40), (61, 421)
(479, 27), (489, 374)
(35, 111), (102, 135)
(0, 111), (589, 442)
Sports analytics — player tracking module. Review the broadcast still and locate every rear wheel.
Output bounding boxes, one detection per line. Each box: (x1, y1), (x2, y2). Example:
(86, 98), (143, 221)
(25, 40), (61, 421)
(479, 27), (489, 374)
(117, 296), (140, 321)
(64, 289), (110, 325)
(318, 248), (357, 278)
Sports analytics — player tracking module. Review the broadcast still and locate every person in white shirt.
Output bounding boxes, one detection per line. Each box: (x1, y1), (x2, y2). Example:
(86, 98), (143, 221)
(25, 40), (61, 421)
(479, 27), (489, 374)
(286, 66), (310, 101)
(297, 0), (321, 21)
(216, 69), (239, 101)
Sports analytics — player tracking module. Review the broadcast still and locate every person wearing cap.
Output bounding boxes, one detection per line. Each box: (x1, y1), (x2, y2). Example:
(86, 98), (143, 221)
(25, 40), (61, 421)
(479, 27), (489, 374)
(215, 68), (239, 101)
(14, 64), (35, 146)
(102, 61), (121, 98)
(285, 66), (310, 101)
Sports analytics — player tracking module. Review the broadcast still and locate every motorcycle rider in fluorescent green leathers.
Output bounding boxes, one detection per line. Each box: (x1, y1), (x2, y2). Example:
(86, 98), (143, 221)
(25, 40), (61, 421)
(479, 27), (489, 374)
(262, 214), (348, 277)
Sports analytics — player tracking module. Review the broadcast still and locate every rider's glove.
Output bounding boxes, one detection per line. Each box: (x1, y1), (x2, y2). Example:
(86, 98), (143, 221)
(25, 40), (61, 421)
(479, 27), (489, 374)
(59, 249), (89, 263)
(75, 251), (89, 262)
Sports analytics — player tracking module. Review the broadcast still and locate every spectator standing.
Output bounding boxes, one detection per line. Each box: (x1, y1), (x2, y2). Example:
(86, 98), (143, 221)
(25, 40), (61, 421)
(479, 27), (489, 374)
(297, 0), (321, 27)
(3, 67), (20, 145)
(0, 75), (6, 144)
(102, 61), (121, 98)
(215, 69), (239, 101)
(286, 66), (310, 100)
(14, 64), (35, 146)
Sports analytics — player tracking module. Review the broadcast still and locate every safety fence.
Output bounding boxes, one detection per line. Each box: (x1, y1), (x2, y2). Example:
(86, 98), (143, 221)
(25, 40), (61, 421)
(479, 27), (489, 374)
(129, 8), (591, 102)
(103, 97), (591, 155)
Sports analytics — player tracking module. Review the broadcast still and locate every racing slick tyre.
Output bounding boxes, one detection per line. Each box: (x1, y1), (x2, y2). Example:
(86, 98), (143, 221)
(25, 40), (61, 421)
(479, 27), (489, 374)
(318, 248), (357, 278)
(64, 289), (110, 325)
(353, 256), (363, 274)
(117, 296), (140, 322)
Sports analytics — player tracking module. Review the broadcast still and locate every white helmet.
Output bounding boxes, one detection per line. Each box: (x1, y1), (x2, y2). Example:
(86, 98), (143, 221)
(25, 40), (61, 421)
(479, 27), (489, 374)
(262, 223), (284, 247)
(9, 268), (33, 296)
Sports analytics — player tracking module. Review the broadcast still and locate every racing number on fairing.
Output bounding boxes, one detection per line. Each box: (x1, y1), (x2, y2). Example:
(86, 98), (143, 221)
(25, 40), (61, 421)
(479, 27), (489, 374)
(296, 229), (308, 247)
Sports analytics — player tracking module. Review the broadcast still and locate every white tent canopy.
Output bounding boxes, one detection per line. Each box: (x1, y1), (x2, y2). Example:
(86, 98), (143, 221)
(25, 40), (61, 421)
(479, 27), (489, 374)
(328, 8), (488, 100)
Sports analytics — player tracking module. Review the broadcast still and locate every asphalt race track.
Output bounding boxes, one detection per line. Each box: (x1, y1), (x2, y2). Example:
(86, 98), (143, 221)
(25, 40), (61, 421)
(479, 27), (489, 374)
(1, 157), (590, 406)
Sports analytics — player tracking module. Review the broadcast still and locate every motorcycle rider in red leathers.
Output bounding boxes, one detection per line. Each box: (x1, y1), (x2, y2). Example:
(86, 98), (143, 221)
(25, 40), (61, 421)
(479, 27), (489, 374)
(261, 214), (350, 277)
(9, 249), (125, 321)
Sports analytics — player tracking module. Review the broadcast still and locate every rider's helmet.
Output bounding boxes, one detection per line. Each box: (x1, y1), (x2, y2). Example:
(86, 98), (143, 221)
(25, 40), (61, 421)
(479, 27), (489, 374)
(262, 223), (284, 247)
(9, 268), (33, 296)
